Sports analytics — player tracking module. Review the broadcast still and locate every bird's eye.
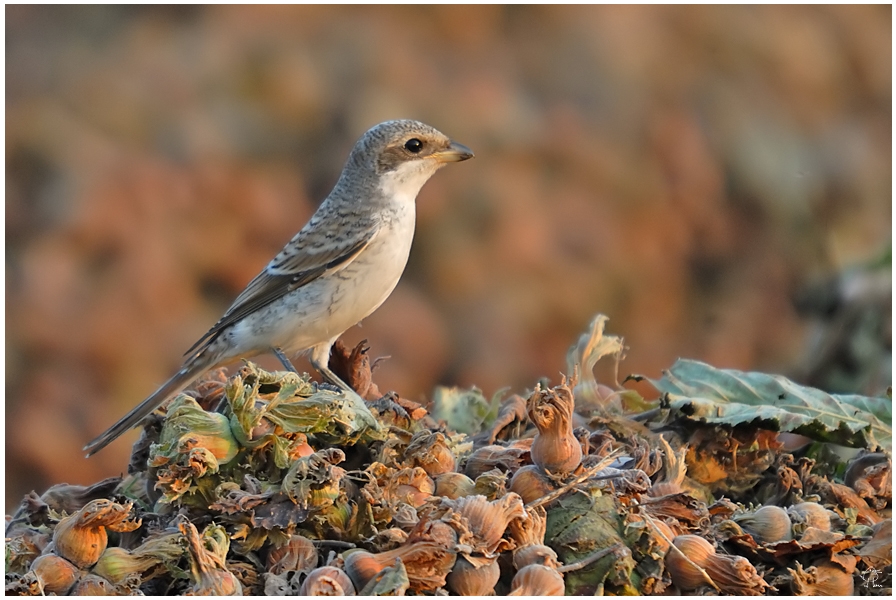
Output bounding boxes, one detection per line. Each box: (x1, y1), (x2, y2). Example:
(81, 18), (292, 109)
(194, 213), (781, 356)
(404, 138), (424, 153)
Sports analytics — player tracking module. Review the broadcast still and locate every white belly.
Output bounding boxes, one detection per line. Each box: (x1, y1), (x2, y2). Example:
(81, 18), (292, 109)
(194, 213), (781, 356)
(224, 206), (416, 356)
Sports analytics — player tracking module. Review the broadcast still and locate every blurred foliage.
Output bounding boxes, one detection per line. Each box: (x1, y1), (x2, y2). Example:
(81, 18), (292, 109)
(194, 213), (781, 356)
(5, 5), (891, 510)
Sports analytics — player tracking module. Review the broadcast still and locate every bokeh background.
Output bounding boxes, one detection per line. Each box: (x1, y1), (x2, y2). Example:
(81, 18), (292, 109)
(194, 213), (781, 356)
(6, 5), (891, 511)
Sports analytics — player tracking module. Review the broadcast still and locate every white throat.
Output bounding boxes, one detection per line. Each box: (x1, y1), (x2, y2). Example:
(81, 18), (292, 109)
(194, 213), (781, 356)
(377, 160), (440, 207)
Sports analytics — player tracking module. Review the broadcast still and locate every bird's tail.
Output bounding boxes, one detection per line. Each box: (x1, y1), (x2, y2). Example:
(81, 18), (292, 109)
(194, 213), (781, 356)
(83, 362), (208, 457)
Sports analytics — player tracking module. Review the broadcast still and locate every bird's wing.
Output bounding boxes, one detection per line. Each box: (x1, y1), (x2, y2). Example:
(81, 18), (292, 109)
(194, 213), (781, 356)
(186, 219), (380, 356)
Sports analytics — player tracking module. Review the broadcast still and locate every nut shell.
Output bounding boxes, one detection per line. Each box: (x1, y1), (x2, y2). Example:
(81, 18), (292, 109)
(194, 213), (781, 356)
(299, 566), (356, 595)
(509, 464), (555, 504)
(29, 554), (80, 595)
(446, 555), (500, 596)
(666, 535), (716, 590)
(733, 505), (793, 544)
(509, 564), (565, 596)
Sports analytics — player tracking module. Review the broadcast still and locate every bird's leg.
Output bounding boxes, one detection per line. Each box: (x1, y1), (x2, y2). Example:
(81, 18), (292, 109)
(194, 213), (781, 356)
(309, 341), (353, 392)
(272, 347), (299, 373)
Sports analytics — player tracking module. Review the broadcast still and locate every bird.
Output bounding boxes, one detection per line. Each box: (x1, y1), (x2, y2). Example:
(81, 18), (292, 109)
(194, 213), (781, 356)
(83, 119), (474, 456)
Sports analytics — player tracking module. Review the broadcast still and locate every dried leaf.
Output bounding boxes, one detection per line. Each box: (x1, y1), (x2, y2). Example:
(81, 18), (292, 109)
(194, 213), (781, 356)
(645, 359), (891, 449)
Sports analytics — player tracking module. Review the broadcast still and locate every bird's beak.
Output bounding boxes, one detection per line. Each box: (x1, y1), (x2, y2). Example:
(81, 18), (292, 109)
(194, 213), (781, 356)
(432, 141), (475, 163)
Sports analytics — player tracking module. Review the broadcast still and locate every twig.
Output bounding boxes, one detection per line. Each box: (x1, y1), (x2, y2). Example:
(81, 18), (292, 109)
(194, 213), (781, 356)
(643, 513), (719, 592)
(556, 542), (627, 573)
(525, 449), (622, 510)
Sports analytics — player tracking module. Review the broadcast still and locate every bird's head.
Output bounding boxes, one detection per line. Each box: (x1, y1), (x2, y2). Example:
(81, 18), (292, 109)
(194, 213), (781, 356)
(344, 119), (474, 201)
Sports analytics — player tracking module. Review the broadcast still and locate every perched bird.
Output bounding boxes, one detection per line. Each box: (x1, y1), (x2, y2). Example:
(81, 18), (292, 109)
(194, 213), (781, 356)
(84, 119), (473, 456)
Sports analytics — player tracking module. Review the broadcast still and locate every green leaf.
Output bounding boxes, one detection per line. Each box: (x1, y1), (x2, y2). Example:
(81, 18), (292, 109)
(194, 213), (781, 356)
(431, 386), (500, 435)
(646, 359), (891, 450)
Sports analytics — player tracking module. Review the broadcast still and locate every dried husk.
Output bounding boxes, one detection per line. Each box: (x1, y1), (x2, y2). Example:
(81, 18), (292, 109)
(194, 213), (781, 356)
(281, 447), (346, 509)
(405, 430), (457, 476)
(787, 502), (832, 535)
(387, 467), (436, 508)
(446, 555), (501, 596)
(439, 493), (526, 556)
(647, 435), (687, 497)
(151, 394), (239, 464)
(703, 553), (770, 595)
(299, 565), (356, 595)
(789, 560), (855, 595)
(508, 564), (566, 596)
(266, 534), (318, 575)
(180, 521), (242, 596)
(527, 376), (583, 474)
(4, 526), (51, 574)
(464, 444), (529, 480)
(28, 553), (80, 595)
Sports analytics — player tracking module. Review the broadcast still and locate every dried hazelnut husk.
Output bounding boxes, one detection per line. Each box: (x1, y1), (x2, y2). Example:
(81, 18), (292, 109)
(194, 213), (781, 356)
(282, 448), (346, 510)
(647, 435), (686, 497)
(789, 560), (855, 595)
(52, 499), (141, 569)
(733, 505), (793, 544)
(92, 532), (185, 586)
(440, 493), (526, 556)
(5, 526), (50, 574)
(299, 565), (356, 595)
(473, 468), (509, 499)
(464, 444), (529, 479)
(435, 472), (476, 499)
(91, 547), (143, 585)
(386, 467), (435, 508)
(787, 502), (831, 535)
(446, 555), (500, 596)
(153, 394), (239, 464)
(180, 521), (242, 596)
(666, 535), (716, 590)
(70, 573), (114, 596)
(405, 430), (457, 477)
(28, 554), (80, 595)
(509, 505), (548, 547)
(508, 564), (565, 596)
(703, 553), (769, 595)
(267, 534), (318, 575)
(509, 464), (555, 504)
(527, 376), (583, 474)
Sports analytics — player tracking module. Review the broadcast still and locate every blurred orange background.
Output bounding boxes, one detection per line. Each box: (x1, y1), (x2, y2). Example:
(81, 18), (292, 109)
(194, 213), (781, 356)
(5, 5), (891, 511)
